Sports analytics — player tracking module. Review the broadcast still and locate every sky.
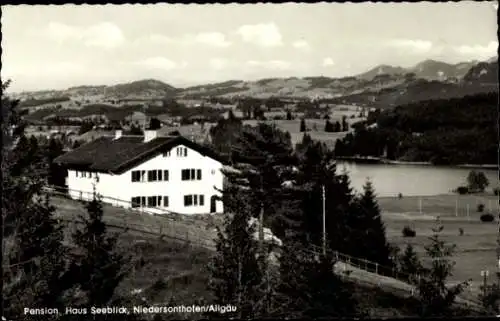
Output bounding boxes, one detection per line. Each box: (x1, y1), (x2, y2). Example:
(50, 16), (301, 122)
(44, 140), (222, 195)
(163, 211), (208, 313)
(2, 2), (498, 92)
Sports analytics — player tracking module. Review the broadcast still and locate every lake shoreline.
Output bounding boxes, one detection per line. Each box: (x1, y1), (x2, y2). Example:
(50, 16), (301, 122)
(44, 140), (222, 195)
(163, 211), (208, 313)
(336, 156), (498, 170)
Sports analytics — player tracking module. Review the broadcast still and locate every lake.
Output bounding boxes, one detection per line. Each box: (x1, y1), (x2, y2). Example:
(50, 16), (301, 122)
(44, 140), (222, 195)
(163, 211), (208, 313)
(337, 162), (499, 197)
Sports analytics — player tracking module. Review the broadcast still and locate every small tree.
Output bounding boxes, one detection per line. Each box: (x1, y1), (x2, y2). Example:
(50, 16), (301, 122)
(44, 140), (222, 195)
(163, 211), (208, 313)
(467, 170), (489, 193)
(70, 190), (130, 307)
(148, 117), (162, 130)
(341, 115), (349, 131)
(324, 120), (334, 132)
(333, 120), (342, 133)
(300, 118), (306, 132)
(208, 203), (266, 318)
(399, 243), (422, 283)
(286, 110), (293, 120)
(415, 220), (468, 317)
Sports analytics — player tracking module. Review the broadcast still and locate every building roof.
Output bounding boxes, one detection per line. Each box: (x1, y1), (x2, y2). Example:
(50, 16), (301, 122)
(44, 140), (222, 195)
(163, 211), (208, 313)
(54, 135), (228, 174)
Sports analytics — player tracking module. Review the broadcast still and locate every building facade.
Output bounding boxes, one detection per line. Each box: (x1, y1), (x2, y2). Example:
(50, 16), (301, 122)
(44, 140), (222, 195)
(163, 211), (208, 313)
(55, 130), (226, 215)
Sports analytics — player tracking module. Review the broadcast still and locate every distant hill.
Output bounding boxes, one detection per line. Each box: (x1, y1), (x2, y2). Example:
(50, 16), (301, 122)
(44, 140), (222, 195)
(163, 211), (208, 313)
(409, 59), (478, 81)
(463, 61), (498, 83)
(11, 57), (498, 106)
(106, 79), (178, 98)
(356, 65), (407, 80)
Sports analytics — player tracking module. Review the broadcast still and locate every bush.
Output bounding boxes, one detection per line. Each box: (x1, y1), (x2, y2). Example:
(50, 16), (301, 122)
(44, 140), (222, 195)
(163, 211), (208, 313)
(402, 226), (416, 237)
(477, 204), (485, 212)
(458, 228), (464, 236)
(480, 213), (495, 222)
(455, 186), (469, 195)
(493, 187), (500, 196)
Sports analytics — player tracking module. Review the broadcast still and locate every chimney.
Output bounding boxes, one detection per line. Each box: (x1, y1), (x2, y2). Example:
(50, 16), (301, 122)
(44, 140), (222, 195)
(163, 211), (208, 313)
(144, 130), (157, 143)
(115, 129), (122, 140)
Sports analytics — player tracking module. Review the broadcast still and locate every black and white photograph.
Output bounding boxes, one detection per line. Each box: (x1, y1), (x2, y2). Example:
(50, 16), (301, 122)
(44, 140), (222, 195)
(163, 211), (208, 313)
(1, 2), (499, 320)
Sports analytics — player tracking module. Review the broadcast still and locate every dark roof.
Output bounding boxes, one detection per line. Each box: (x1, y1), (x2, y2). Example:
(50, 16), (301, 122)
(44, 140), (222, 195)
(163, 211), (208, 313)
(54, 135), (229, 174)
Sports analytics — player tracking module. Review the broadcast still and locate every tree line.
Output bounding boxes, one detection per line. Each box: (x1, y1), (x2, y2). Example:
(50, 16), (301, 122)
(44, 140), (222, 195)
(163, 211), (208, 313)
(334, 93), (497, 165)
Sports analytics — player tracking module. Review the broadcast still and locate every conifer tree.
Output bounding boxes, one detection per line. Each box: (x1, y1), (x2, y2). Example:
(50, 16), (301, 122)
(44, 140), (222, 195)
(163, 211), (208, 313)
(303, 253), (358, 318)
(69, 190), (130, 307)
(2, 80), (72, 319)
(415, 219), (468, 317)
(300, 118), (306, 132)
(350, 179), (392, 266)
(399, 243), (422, 283)
(208, 206), (265, 318)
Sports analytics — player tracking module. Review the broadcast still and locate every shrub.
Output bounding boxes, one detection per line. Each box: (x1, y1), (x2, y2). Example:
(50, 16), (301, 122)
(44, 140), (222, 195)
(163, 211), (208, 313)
(455, 186), (469, 195)
(458, 228), (464, 236)
(480, 213), (495, 222)
(402, 226), (416, 237)
(493, 187), (500, 196)
(477, 204), (485, 212)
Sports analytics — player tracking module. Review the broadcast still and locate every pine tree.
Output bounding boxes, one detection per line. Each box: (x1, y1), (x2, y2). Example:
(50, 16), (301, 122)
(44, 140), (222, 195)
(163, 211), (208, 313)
(69, 190), (130, 307)
(415, 219), (468, 317)
(300, 118), (306, 132)
(324, 120), (334, 132)
(208, 190), (267, 318)
(304, 253), (358, 318)
(2, 80), (72, 319)
(351, 179), (392, 266)
(399, 243), (422, 283)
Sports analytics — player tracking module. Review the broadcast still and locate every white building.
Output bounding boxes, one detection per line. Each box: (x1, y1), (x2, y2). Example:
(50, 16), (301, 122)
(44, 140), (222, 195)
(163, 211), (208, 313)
(54, 130), (226, 215)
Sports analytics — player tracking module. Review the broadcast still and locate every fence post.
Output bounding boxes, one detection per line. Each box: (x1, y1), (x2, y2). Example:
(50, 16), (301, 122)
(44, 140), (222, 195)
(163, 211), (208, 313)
(375, 263), (378, 275)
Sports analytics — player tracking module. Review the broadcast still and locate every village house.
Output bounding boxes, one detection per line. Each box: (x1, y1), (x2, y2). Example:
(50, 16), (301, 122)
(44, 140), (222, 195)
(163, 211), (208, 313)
(54, 130), (227, 215)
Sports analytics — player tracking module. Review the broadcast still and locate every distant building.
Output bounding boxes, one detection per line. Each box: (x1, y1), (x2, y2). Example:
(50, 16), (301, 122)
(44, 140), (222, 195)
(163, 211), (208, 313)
(54, 131), (227, 215)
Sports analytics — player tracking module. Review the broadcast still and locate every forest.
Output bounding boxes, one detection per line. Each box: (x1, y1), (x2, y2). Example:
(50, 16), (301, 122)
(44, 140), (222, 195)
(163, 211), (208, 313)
(335, 92), (498, 165)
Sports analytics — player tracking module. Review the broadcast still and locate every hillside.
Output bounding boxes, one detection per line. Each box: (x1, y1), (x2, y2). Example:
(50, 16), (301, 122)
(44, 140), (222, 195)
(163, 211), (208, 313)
(11, 57), (498, 106)
(463, 61), (498, 83)
(356, 65), (407, 80)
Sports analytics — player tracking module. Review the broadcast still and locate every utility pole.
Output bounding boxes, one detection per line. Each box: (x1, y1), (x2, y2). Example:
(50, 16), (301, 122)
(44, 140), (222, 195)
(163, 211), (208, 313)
(322, 184), (326, 256)
(259, 173), (265, 258)
(481, 270), (489, 297)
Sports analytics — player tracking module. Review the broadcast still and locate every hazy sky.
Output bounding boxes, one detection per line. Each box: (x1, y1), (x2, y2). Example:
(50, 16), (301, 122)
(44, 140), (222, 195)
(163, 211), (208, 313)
(2, 2), (498, 92)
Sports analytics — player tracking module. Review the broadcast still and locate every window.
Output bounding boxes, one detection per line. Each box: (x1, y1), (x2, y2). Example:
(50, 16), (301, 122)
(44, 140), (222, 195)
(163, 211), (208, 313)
(184, 194), (205, 207)
(141, 197), (146, 206)
(82, 172), (87, 178)
(131, 197), (141, 208)
(184, 195), (193, 206)
(157, 196), (162, 207)
(76, 171), (79, 177)
(147, 170), (158, 182)
(131, 171), (141, 182)
(163, 196), (169, 207)
(181, 168), (202, 181)
(147, 196), (157, 207)
(176, 147), (188, 157)
(211, 169), (216, 175)
(163, 150), (171, 157)
(131, 170), (146, 182)
(163, 170), (169, 181)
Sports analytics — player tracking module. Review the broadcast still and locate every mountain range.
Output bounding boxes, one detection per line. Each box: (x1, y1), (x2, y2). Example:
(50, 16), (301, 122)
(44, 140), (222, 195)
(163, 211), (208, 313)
(11, 57), (498, 107)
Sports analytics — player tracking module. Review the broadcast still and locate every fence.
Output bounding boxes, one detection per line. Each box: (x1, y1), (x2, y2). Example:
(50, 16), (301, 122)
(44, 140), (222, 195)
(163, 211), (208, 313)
(43, 185), (218, 251)
(42, 185), (483, 309)
(378, 193), (499, 221)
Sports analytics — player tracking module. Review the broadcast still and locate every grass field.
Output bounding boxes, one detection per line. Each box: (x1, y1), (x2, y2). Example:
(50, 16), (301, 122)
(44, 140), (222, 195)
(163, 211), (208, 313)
(379, 193), (499, 300)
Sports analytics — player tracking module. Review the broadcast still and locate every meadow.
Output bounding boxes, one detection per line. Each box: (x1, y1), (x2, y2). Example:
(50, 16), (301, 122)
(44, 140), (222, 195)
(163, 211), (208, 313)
(379, 193), (499, 300)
